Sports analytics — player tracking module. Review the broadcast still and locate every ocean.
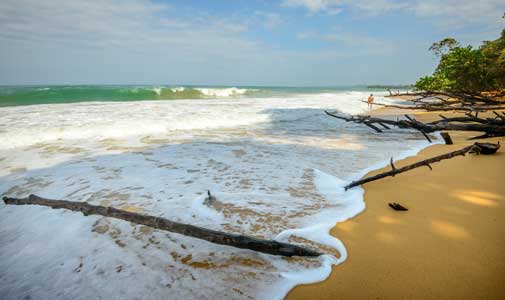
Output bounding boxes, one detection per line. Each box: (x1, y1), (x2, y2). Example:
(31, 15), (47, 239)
(0, 85), (436, 299)
(0, 85), (393, 107)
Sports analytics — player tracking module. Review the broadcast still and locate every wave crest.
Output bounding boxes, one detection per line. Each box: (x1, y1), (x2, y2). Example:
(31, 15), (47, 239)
(0, 86), (260, 106)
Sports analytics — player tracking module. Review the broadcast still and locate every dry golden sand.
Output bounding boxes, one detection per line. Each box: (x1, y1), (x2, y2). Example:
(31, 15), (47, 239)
(288, 109), (505, 300)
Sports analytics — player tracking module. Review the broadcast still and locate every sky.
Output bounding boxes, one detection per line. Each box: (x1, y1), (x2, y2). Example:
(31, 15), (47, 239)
(0, 0), (504, 86)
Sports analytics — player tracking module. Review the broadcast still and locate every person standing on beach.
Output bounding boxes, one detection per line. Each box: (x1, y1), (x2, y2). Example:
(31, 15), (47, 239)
(367, 93), (374, 109)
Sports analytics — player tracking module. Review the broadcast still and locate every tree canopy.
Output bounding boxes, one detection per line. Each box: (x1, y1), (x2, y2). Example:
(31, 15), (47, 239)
(415, 29), (505, 93)
(428, 38), (460, 57)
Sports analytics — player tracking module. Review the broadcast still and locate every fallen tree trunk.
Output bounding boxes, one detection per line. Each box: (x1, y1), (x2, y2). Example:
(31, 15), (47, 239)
(410, 91), (501, 105)
(345, 143), (486, 189)
(362, 101), (505, 112)
(379, 88), (505, 114)
(325, 111), (505, 142)
(384, 91), (425, 98)
(419, 122), (505, 134)
(429, 113), (505, 126)
(2, 194), (322, 257)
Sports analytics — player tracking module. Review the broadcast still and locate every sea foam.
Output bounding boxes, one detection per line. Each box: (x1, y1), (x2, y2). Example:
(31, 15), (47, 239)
(196, 87), (251, 97)
(0, 90), (435, 300)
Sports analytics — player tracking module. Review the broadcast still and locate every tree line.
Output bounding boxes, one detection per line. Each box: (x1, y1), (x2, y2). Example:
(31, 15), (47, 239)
(415, 29), (505, 94)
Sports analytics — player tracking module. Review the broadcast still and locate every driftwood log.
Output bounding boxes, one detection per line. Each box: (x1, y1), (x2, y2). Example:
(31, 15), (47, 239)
(471, 142), (501, 154)
(2, 194), (322, 257)
(378, 90), (505, 115)
(389, 203), (408, 211)
(385, 91), (503, 105)
(345, 143), (494, 189)
(325, 111), (505, 141)
(362, 101), (505, 112)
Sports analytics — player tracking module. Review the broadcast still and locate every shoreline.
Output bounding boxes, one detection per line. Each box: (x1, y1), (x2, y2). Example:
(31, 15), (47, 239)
(0, 94), (415, 300)
(288, 108), (505, 299)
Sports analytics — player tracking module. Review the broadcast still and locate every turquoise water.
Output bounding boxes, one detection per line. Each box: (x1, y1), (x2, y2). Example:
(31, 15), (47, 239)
(0, 85), (385, 107)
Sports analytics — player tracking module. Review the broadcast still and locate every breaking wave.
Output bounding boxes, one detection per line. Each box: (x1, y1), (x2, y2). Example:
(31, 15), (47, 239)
(0, 85), (260, 107)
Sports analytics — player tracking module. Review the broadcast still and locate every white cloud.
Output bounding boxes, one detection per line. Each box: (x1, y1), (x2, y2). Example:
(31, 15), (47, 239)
(411, 0), (504, 28)
(0, 0), (277, 85)
(281, 0), (335, 14)
(281, 0), (505, 28)
(0, 0), (253, 51)
(281, 0), (406, 15)
(0, 0), (464, 85)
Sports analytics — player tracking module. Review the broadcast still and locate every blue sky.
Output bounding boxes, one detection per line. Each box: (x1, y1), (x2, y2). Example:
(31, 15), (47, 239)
(0, 0), (503, 86)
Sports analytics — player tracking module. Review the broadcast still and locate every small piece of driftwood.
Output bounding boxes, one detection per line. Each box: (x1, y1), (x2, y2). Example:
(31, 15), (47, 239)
(471, 142), (501, 155)
(388, 203), (408, 211)
(345, 143), (491, 189)
(440, 132), (453, 145)
(2, 195), (322, 257)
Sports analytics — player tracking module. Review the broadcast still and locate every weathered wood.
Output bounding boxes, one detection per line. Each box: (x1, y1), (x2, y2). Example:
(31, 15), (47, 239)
(404, 114), (432, 142)
(468, 132), (505, 140)
(440, 132), (453, 145)
(360, 100), (505, 112)
(364, 87), (505, 112)
(384, 91), (503, 106)
(363, 121), (383, 133)
(345, 143), (482, 189)
(384, 91), (425, 98)
(429, 115), (505, 126)
(2, 194), (322, 257)
(471, 142), (501, 154)
(388, 203), (408, 211)
(414, 91), (502, 105)
(324, 111), (400, 127)
(325, 111), (505, 142)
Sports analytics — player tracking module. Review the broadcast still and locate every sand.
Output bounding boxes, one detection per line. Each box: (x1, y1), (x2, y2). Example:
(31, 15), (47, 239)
(288, 109), (505, 300)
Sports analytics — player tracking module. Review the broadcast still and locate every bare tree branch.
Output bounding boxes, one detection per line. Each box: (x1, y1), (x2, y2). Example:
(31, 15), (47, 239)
(325, 111), (505, 141)
(345, 142), (499, 189)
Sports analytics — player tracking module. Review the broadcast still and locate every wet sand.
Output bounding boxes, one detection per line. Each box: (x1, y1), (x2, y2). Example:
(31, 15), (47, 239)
(288, 110), (505, 300)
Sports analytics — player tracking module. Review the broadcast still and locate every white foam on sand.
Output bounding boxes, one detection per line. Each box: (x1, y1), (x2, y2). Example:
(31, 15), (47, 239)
(0, 91), (437, 300)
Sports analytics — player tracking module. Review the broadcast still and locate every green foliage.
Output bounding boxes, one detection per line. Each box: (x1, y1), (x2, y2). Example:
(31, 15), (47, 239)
(414, 74), (452, 91)
(429, 38), (460, 57)
(415, 30), (505, 93)
(436, 46), (490, 92)
(481, 29), (505, 89)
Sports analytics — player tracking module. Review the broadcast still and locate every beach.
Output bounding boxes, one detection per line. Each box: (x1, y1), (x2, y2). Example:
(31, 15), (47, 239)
(0, 89), (503, 299)
(0, 89), (432, 299)
(288, 109), (505, 300)
(3, 1), (504, 299)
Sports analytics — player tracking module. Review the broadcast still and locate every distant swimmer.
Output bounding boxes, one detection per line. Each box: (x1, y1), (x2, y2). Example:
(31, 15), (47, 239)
(367, 93), (374, 109)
